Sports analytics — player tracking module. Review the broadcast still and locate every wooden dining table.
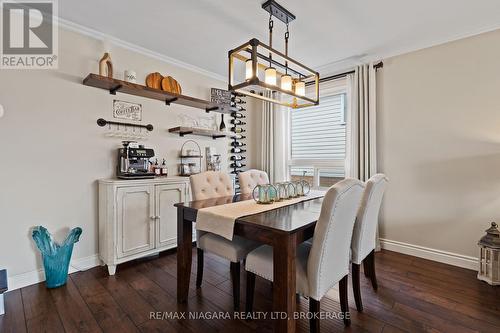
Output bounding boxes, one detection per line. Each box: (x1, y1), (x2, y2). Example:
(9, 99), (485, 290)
(175, 193), (324, 333)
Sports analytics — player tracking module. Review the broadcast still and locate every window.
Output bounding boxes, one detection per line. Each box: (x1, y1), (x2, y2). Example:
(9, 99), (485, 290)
(288, 80), (347, 189)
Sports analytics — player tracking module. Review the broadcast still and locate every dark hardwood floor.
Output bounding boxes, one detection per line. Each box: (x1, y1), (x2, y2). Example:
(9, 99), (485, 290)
(1, 249), (499, 333)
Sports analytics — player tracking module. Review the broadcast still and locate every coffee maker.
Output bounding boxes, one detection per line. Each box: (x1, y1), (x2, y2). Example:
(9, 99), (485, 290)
(117, 141), (156, 179)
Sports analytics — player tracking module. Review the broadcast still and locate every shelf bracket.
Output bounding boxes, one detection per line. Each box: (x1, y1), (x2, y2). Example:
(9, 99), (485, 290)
(205, 106), (219, 113)
(179, 131), (193, 137)
(165, 97), (178, 106)
(109, 84), (122, 95)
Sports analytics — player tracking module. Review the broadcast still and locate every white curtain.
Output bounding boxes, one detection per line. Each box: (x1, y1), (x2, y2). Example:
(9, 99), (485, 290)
(346, 63), (380, 249)
(346, 63), (377, 180)
(258, 92), (288, 183)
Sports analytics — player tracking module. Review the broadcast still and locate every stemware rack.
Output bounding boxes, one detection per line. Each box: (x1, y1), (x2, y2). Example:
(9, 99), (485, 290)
(96, 118), (153, 140)
(229, 92), (247, 193)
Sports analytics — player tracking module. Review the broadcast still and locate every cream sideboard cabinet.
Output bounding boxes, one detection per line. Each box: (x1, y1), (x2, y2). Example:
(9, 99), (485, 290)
(98, 177), (192, 275)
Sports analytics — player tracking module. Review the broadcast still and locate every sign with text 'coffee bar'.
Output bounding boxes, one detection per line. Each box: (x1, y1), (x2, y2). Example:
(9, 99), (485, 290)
(113, 100), (142, 121)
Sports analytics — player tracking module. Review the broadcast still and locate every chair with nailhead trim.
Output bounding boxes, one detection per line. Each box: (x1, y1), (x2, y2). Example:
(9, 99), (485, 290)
(190, 171), (259, 311)
(238, 169), (270, 195)
(350, 174), (388, 312)
(245, 179), (365, 331)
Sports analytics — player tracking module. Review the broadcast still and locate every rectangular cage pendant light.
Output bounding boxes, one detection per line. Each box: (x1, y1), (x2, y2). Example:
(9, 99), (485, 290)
(228, 1), (319, 109)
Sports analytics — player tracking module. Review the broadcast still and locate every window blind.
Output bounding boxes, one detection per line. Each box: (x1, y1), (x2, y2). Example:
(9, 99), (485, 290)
(290, 94), (346, 160)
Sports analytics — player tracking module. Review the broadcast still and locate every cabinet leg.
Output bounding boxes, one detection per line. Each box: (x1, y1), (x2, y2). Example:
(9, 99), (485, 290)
(107, 265), (117, 276)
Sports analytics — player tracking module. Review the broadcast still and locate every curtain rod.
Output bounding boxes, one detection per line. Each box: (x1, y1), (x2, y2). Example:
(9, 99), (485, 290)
(308, 61), (383, 85)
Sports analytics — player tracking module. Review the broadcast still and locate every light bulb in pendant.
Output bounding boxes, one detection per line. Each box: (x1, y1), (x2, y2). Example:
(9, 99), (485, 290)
(265, 67), (277, 86)
(245, 59), (255, 80)
(295, 80), (305, 96)
(281, 74), (292, 91)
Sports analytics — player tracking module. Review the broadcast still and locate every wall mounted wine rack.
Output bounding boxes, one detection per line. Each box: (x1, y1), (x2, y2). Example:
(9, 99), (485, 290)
(229, 93), (247, 194)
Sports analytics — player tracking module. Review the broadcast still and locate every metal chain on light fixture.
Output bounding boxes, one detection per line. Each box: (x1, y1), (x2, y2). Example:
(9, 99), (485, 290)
(268, 14), (274, 64)
(284, 23), (289, 74)
(265, 13), (277, 86)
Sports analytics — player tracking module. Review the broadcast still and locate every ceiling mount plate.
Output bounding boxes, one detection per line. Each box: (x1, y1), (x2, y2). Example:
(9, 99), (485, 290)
(261, 0), (296, 24)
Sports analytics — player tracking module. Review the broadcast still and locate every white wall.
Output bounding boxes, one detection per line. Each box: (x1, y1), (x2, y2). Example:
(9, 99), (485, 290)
(0, 27), (257, 287)
(377, 28), (500, 262)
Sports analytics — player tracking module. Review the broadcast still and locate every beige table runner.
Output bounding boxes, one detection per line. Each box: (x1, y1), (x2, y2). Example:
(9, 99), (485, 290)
(196, 190), (325, 240)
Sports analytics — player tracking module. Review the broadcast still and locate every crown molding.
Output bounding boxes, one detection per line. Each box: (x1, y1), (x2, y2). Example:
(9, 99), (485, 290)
(317, 22), (500, 76)
(54, 17), (227, 82)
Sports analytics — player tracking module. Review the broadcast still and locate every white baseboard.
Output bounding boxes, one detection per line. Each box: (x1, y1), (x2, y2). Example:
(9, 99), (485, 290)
(6, 240), (479, 291)
(379, 238), (478, 271)
(7, 254), (101, 291)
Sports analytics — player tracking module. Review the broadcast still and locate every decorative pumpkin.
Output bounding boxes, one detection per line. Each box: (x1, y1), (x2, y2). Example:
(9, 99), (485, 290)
(145, 72), (163, 89)
(161, 76), (182, 94)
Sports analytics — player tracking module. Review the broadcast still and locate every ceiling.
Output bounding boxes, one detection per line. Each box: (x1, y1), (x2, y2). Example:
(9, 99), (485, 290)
(60, 0), (500, 77)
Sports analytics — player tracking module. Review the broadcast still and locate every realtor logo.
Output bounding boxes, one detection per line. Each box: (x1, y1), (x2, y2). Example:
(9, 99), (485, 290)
(1, 0), (58, 69)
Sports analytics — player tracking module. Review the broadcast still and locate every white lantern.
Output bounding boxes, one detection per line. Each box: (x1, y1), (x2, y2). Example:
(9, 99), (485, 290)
(478, 222), (500, 285)
(264, 67), (277, 86)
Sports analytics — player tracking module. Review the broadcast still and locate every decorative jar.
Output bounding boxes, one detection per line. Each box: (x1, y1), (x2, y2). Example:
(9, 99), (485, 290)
(294, 180), (311, 196)
(253, 184), (277, 204)
(285, 182), (297, 198)
(274, 183), (287, 201)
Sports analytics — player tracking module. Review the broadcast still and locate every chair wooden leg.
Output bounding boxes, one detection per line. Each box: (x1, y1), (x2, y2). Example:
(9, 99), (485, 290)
(367, 250), (378, 290)
(352, 263), (363, 312)
(309, 298), (320, 333)
(363, 257), (371, 278)
(230, 262), (240, 311)
(339, 275), (351, 327)
(245, 271), (256, 315)
(196, 248), (204, 288)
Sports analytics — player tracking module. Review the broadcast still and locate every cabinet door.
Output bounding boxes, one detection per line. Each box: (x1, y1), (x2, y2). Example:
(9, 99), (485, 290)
(116, 185), (155, 258)
(155, 183), (186, 248)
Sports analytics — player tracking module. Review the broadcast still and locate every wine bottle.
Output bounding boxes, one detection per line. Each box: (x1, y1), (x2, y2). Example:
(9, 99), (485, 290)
(230, 155), (246, 161)
(219, 114), (226, 131)
(230, 170), (241, 174)
(234, 134), (246, 140)
(231, 127), (245, 133)
(231, 112), (246, 119)
(231, 141), (246, 147)
(231, 97), (246, 104)
(230, 162), (246, 168)
(230, 119), (246, 125)
(231, 148), (247, 153)
(235, 106), (246, 111)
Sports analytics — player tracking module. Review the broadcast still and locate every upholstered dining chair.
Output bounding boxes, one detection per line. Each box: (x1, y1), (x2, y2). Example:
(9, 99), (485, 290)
(245, 178), (365, 331)
(190, 171), (259, 311)
(350, 174), (388, 312)
(238, 169), (270, 195)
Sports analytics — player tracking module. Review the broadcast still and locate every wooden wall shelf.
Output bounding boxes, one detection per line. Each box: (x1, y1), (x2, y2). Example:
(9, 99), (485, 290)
(168, 127), (235, 139)
(83, 74), (229, 113)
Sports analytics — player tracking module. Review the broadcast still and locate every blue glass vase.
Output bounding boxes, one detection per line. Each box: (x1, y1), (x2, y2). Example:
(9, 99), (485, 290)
(32, 226), (82, 288)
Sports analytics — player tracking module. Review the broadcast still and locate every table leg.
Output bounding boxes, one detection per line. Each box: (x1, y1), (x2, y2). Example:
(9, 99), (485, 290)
(177, 206), (192, 303)
(273, 233), (297, 333)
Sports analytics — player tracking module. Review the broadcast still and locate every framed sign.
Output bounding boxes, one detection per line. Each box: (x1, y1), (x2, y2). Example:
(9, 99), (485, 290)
(113, 100), (142, 121)
(211, 88), (232, 107)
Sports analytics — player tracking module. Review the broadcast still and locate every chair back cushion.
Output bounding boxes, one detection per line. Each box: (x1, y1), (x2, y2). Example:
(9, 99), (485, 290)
(307, 178), (365, 300)
(351, 174), (388, 264)
(238, 169), (270, 195)
(190, 171), (234, 200)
